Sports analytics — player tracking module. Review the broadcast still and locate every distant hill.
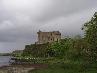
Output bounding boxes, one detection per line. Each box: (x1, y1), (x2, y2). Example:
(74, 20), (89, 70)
(0, 53), (11, 56)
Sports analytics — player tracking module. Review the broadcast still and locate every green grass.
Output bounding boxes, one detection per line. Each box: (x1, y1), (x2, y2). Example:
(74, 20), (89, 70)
(29, 61), (97, 73)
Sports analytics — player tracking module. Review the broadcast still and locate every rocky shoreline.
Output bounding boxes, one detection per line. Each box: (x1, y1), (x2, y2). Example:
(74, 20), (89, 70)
(0, 65), (34, 73)
(0, 64), (48, 73)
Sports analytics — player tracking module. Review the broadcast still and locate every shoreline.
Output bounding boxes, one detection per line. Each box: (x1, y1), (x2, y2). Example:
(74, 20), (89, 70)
(0, 64), (35, 73)
(0, 64), (48, 73)
(0, 56), (48, 73)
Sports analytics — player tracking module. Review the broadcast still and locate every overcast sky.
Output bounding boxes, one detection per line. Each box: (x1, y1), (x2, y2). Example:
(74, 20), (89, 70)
(0, 0), (97, 53)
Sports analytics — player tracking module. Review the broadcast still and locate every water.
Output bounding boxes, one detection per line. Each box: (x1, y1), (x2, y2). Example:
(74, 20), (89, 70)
(0, 56), (11, 67)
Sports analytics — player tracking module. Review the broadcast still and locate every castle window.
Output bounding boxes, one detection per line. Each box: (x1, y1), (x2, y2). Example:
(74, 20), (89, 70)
(53, 38), (54, 41)
(57, 39), (58, 41)
(51, 33), (52, 36)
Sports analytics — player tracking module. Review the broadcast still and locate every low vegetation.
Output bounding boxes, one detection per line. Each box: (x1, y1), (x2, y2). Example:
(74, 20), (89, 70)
(29, 62), (97, 73)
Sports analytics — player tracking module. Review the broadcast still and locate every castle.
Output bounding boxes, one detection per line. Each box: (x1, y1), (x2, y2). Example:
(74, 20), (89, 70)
(36, 30), (61, 44)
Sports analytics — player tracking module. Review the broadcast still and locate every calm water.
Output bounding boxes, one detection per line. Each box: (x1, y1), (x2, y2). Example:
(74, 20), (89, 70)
(0, 56), (11, 67)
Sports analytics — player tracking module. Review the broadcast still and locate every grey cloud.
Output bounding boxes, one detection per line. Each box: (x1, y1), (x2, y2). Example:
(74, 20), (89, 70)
(0, 0), (97, 52)
(36, 0), (97, 22)
(39, 8), (96, 35)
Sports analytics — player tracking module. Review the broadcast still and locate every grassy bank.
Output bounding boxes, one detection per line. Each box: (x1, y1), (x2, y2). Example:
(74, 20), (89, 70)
(29, 60), (97, 73)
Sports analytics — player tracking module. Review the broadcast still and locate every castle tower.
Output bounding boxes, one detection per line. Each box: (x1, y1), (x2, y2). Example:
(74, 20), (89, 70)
(37, 31), (61, 44)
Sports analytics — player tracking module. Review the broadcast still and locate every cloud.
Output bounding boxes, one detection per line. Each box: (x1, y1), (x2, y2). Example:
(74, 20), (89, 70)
(34, 0), (97, 22)
(0, 0), (97, 52)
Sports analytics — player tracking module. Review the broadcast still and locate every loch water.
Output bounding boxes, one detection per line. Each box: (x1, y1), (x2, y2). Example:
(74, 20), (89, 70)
(0, 56), (11, 67)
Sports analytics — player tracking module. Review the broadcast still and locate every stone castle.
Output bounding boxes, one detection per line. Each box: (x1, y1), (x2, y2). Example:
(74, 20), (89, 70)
(36, 30), (61, 44)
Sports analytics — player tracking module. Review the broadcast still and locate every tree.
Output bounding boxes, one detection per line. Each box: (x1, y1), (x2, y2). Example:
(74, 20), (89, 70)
(82, 12), (97, 62)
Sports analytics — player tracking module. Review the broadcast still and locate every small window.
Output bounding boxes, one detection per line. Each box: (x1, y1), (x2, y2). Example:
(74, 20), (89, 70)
(51, 33), (52, 36)
(57, 39), (58, 41)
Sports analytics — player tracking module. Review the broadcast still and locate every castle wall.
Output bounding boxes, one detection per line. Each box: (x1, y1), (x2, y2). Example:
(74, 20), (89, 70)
(37, 31), (61, 44)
